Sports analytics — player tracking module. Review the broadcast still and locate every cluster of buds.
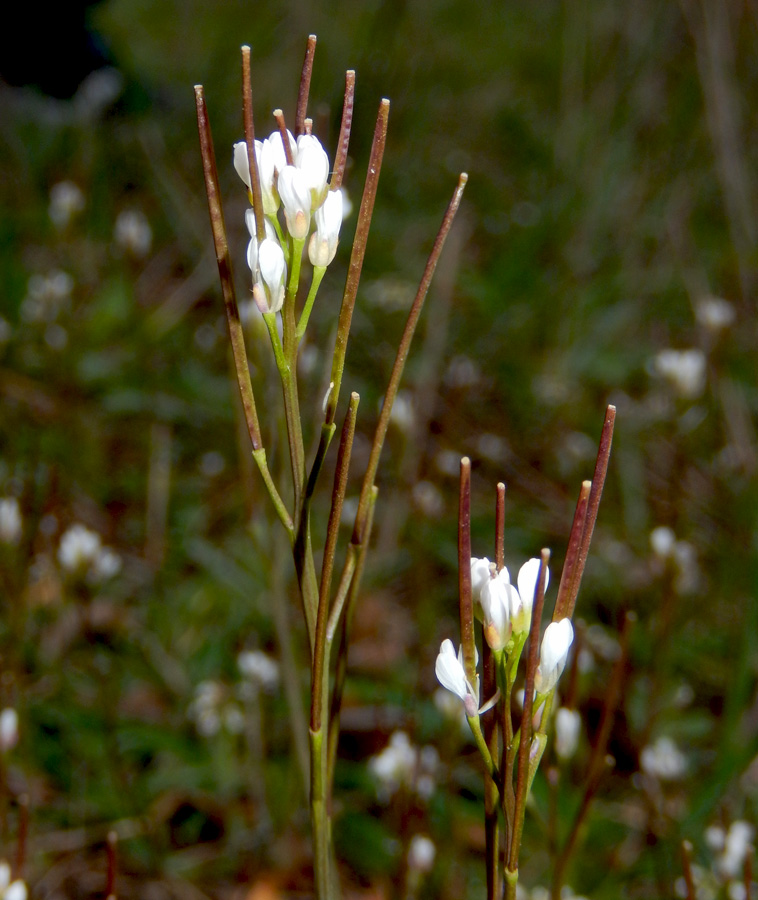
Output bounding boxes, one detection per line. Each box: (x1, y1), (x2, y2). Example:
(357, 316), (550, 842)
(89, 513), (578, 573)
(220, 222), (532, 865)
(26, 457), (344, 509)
(233, 125), (343, 315)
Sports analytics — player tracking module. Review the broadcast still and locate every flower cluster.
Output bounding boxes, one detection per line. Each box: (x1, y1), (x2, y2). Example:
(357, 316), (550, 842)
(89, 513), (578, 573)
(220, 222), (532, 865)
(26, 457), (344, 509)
(57, 523), (121, 583)
(233, 129), (343, 314)
(368, 730), (439, 803)
(436, 555), (574, 717)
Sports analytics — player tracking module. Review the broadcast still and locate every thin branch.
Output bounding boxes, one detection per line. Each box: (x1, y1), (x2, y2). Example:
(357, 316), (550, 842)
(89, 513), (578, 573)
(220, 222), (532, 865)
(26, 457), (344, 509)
(326, 98), (390, 426)
(350, 173), (468, 546)
(458, 458), (476, 684)
(331, 71), (355, 191)
(295, 35), (317, 136)
(242, 46), (266, 243)
(274, 109), (295, 165)
(554, 481), (590, 621)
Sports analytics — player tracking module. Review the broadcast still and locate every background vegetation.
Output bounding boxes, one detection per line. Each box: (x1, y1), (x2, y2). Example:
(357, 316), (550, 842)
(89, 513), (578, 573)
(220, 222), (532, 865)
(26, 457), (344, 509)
(1, 1), (757, 897)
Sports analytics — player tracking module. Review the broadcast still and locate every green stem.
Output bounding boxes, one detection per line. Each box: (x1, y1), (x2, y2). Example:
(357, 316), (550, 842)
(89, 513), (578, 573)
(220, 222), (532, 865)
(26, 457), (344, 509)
(252, 448), (294, 539)
(297, 266), (326, 342)
(310, 727), (333, 900)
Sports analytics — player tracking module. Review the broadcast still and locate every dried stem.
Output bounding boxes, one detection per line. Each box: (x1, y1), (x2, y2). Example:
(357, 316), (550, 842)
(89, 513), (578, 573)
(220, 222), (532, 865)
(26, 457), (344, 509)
(350, 173), (468, 547)
(458, 458), (477, 684)
(326, 99), (390, 426)
(554, 481), (590, 621)
(274, 109), (295, 165)
(241, 46), (266, 243)
(331, 71), (355, 191)
(564, 405), (615, 618)
(680, 841), (697, 900)
(295, 35), (317, 136)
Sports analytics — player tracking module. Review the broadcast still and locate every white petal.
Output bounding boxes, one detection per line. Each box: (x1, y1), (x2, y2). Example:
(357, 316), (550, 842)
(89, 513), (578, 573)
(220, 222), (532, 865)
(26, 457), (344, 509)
(517, 558), (549, 611)
(435, 640), (467, 700)
(5, 881), (27, 900)
(535, 619), (574, 694)
(233, 142), (251, 188)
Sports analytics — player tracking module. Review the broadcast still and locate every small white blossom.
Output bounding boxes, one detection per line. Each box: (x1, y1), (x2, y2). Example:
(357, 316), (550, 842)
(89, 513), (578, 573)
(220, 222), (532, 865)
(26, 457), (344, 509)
(535, 619), (574, 694)
(58, 524), (102, 572)
(0, 499), (22, 546)
(407, 834), (436, 873)
(21, 270), (74, 322)
(470, 557), (493, 605)
(92, 547), (121, 581)
(49, 180), (85, 228)
(114, 210), (152, 258)
(4, 880), (27, 900)
(237, 650), (279, 691)
(480, 570), (514, 651)
(253, 238), (287, 313)
(296, 134), (330, 209)
(0, 710), (18, 753)
(654, 348), (707, 399)
(696, 295), (735, 333)
(435, 639), (479, 717)
(650, 525), (677, 559)
(412, 481), (444, 518)
(640, 736), (687, 781)
(554, 707), (581, 761)
(308, 188), (343, 267)
(278, 165), (312, 240)
(718, 821), (754, 878)
(513, 558), (549, 635)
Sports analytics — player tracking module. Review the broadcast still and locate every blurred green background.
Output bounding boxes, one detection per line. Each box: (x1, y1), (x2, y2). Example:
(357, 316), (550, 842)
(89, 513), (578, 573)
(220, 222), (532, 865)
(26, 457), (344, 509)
(1, 0), (758, 897)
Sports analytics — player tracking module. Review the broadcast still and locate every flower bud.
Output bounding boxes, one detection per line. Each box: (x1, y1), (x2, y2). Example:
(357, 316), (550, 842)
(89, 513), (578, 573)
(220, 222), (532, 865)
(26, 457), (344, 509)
(480, 571), (514, 651)
(512, 557), (549, 635)
(308, 189), (343, 267)
(535, 619), (574, 694)
(296, 134), (330, 209)
(278, 166), (312, 240)
(254, 238), (287, 313)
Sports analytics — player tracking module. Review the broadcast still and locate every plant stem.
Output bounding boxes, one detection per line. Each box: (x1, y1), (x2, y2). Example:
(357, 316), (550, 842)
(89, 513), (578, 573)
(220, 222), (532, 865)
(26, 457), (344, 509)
(297, 266), (326, 342)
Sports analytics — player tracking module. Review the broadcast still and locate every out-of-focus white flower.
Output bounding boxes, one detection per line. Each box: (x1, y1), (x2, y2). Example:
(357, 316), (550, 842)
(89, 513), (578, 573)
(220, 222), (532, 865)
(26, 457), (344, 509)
(654, 348), (707, 399)
(92, 547), (121, 581)
(188, 680), (244, 738)
(718, 821), (754, 878)
(58, 524), (102, 572)
(253, 238), (287, 313)
(705, 825), (726, 853)
(640, 736), (687, 781)
(480, 569), (514, 651)
(388, 390), (415, 433)
(238, 650), (279, 691)
(650, 526), (676, 559)
(278, 165), (312, 240)
(49, 181), (85, 228)
(114, 210), (152, 258)
(555, 707), (581, 761)
(727, 881), (747, 900)
(308, 188), (343, 267)
(296, 134), (330, 209)
(696, 295), (735, 333)
(369, 732), (438, 803)
(435, 639), (479, 717)
(21, 270), (74, 322)
(407, 834), (436, 873)
(535, 619), (574, 694)
(412, 481), (444, 518)
(0, 862), (27, 900)
(0, 499), (22, 546)
(0, 709), (18, 753)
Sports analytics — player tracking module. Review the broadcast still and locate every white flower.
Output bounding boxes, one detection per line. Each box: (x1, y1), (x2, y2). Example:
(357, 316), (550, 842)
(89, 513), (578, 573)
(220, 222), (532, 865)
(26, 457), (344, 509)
(58, 524), (102, 572)
(650, 525), (676, 559)
(245, 210), (278, 275)
(535, 619), (574, 694)
(0, 866), (27, 900)
(278, 165), (312, 240)
(554, 707), (581, 760)
(654, 348), (706, 399)
(0, 499), (22, 546)
(234, 139), (283, 215)
(480, 570), (514, 651)
(308, 189), (343, 267)
(253, 239), (287, 313)
(92, 547), (121, 581)
(49, 180), (85, 228)
(407, 834), (436, 873)
(0, 709), (18, 753)
(435, 639), (479, 716)
(470, 557), (493, 606)
(369, 731), (418, 800)
(640, 736), (687, 781)
(696, 295), (735, 332)
(237, 650), (279, 691)
(718, 821), (754, 878)
(296, 134), (330, 209)
(114, 210), (152, 258)
(513, 558), (549, 635)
